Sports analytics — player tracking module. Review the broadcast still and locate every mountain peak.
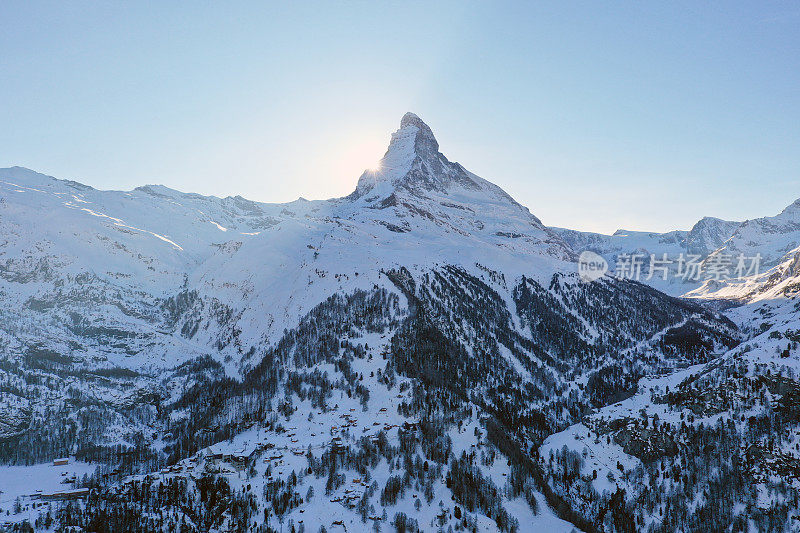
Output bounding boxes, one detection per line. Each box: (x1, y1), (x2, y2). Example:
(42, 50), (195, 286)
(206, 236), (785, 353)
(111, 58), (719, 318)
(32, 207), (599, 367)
(399, 111), (437, 146)
(779, 197), (800, 217)
(350, 112), (471, 200)
(399, 111), (427, 129)
(394, 112), (439, 161)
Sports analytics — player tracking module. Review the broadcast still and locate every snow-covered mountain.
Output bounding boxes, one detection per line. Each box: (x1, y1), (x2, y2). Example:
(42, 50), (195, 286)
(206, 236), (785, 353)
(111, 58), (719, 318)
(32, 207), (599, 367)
(184, 112), (577, 368)
(685, 216), (742, 256)
(706, 199), (800, 269)
(552, 216), (742, 267)
(686, 245), (800, 304)
(542, 183), (800, 530)
(0, 113), (795, 532)
(553, 201), (800, 297)
(540, 266), (800, 531)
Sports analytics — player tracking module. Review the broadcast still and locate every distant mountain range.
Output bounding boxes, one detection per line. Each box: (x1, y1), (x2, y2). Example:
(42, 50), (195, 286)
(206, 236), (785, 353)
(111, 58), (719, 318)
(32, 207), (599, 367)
(553, 199), (800, 297)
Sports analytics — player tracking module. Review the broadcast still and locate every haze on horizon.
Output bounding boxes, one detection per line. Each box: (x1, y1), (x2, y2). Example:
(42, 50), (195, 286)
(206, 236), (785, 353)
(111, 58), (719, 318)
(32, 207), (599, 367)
(1, 1), (798, 234)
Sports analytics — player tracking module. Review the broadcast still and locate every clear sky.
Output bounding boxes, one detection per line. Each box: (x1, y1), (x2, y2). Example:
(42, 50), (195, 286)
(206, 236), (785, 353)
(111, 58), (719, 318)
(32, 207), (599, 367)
(1, 1), (798, 233)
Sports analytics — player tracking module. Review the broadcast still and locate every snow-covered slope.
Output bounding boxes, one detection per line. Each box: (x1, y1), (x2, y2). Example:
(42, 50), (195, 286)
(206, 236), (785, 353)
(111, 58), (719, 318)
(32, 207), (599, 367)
(540, 207), (800, 531)
(185, 112), (575, 365)
(0, 113), (754, 532)
(0, 165), (319, 375)
(686, 245), (800, 304)
(705, 199), (800, 270)
(540, 287), (800, 531)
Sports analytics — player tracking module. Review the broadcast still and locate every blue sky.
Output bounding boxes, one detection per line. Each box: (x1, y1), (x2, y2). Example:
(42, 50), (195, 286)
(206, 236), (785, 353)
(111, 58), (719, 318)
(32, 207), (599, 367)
(1, 1), (798, 233)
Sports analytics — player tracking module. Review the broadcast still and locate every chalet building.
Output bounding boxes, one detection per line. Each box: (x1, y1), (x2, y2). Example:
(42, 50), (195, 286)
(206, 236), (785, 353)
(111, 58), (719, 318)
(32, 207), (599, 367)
(40, 488), (89, 501)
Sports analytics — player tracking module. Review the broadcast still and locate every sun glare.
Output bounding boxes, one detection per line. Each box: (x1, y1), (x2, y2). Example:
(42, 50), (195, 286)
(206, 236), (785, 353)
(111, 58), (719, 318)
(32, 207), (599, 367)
(335, 137), (385, 181)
